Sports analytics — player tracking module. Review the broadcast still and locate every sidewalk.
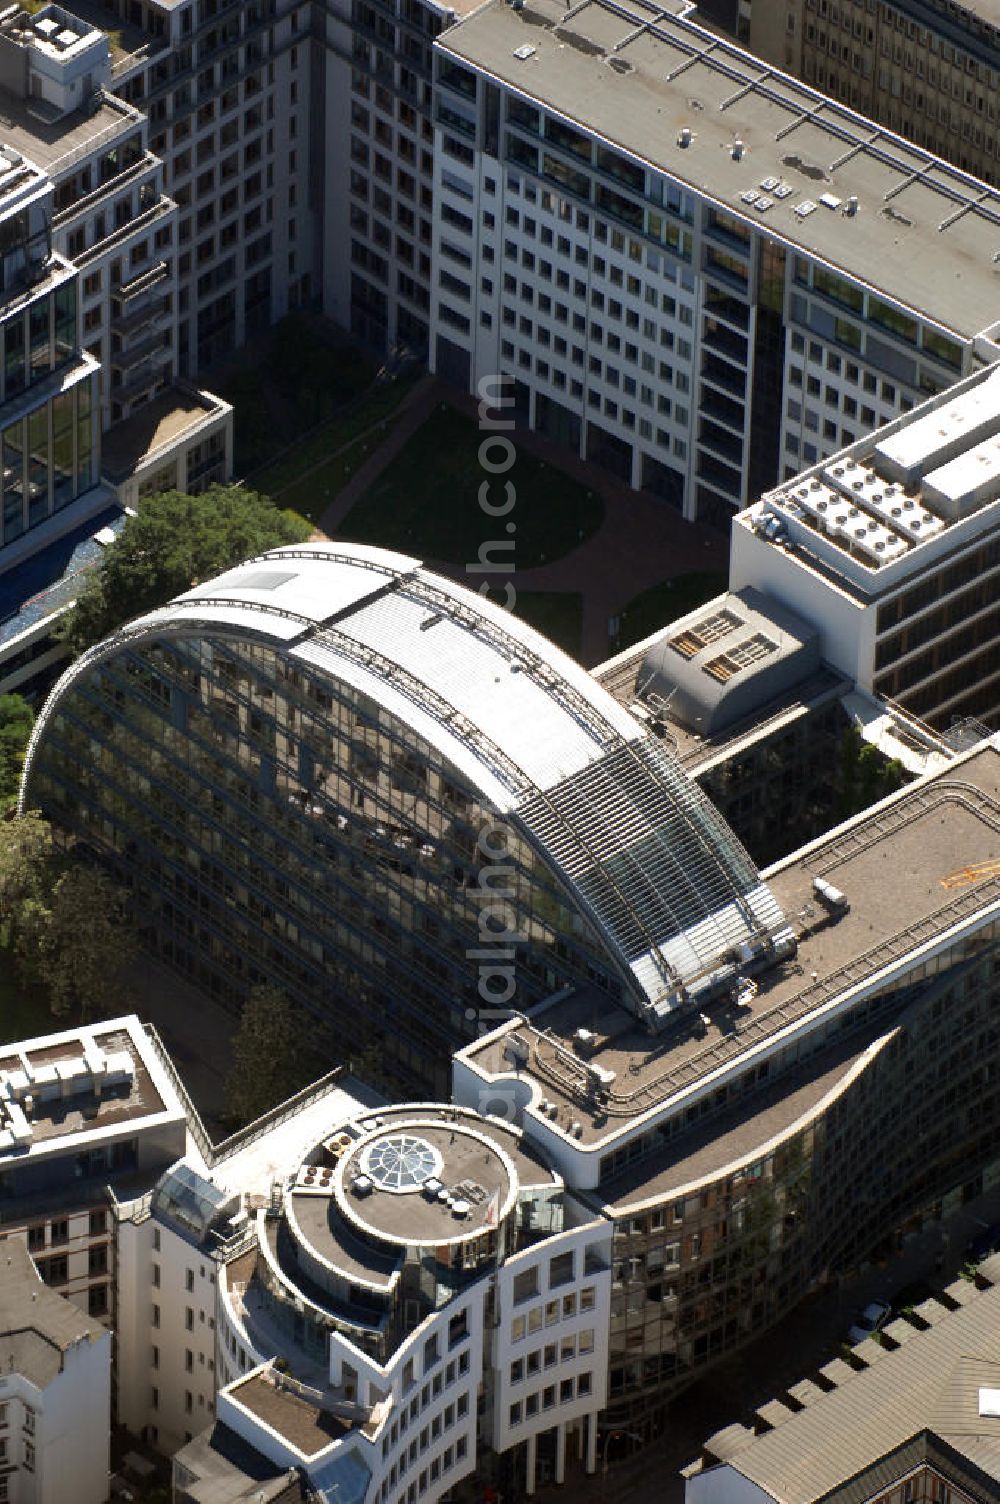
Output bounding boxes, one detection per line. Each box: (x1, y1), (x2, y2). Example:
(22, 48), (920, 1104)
(318, 379), (729, 665)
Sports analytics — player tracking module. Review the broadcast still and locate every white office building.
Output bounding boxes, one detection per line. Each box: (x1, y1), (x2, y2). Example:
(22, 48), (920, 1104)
(428, 0), (1000, 524)
(175, 1100), (612, 1501)
(0, 1241), (111, 1504)
(733, 360), (1000, 730)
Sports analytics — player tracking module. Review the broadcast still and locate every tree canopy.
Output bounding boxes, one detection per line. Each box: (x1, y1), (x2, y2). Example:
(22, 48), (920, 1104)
(59, 486), (312, 655)
(224, 985), (310, 1126)
(835, 723), (907, 822)
(0, 694), (34, 811)
(0, 812), (134, 1027)
(0, 809), (52, 953)
(29, 866), (135, 1022)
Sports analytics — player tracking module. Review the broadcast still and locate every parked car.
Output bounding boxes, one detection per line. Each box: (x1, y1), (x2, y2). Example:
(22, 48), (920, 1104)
(966, 1223), (1000, 1263)
(847, 1299), (892, 1345)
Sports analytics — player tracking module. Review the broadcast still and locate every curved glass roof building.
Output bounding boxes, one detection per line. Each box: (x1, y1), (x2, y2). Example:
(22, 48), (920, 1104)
(22, 543), (786, 1093)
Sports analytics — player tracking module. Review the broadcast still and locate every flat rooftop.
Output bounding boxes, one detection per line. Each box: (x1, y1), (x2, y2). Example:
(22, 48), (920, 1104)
(0, 86), (139, 175)
(337, 1119), (512, 1246)
(750, 364), (1000, 591)
(228, 1369), (357, 1458)
(288, 1108), (558, 1287)
(281, 1107), (556, 1289)
(462, 740), (1000, 1146)
(0, 1016), (183, 1161)
(99, 385), (232, 483)
(601, 1034), (872, 1211)
(289, 1191), (400, 1288)
(593, 637), (847, 770)
(439, 0), (1000, 338)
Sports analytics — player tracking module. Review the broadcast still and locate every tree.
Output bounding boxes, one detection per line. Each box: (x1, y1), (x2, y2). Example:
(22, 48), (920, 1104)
(0, 695), (33, 811)
(224, 985), (308, 1126)
(0, 810), (52, 952)
(59, 486), (312, 655)
(30, 866), (135, 1022)
(835, 724), (906, 822)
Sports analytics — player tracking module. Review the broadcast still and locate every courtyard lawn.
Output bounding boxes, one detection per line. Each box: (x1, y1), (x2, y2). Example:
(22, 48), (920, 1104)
(512, 591), (583, 660)
(252, 373), (418, 519)
(336, 405), (604, 569)
(610, 572), (728, 654)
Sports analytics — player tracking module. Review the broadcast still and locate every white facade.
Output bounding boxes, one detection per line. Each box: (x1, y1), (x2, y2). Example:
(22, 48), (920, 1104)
(0, 1017), (188, 1331)
(116, 1206), (224, 1455)
(0, 1333), (111, 1504)
(109, 0), (317, 376)
(0, 1243), (112, 1504)
(427, 0), (998, 524)
(732, 359), (1000, 728)
(489, 1222), (612, 1487)
(174, 1098), (616, 1504)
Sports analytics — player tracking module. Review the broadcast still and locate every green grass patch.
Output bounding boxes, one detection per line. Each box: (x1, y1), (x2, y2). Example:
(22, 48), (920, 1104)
(252, 372), (418, 506)
(610, 572), (728, 654)
(272, 438), (375, 524)
(336, 405), (604, 569)
(512, 591), (583, 660)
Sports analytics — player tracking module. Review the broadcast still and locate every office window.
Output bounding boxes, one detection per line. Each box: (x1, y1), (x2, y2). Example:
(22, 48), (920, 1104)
(513, 1269), (538, 1304)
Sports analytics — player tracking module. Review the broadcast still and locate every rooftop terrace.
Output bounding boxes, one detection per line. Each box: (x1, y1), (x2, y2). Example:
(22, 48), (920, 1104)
(228, 1366), (362, 1458)
(440, 0), (1000, 338)
(287, 1106), (558, 1284)
(99, 384), (231, 484)
(0, 84), (141, 177)
(461, 740), (1000, 1148)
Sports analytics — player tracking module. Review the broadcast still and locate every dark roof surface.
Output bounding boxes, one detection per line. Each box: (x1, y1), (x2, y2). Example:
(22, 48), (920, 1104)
(705, 1259), (1000, 1502)
(0, 1240), (106, 1386)
(173, 1420), (300, 1504)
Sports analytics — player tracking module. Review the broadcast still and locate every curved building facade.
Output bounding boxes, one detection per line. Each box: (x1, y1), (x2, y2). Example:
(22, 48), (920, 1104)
(21, 542), (786, 1093)
(211, 1100), (613, 1503)
(454, 742), (1000, 1437)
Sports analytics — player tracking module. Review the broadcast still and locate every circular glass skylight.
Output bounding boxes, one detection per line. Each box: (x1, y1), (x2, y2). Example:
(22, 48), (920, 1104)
(362, 1134), (443, 1193)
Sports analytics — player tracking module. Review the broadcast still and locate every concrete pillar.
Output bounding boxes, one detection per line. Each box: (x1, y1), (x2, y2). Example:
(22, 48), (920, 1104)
(555, 1421), (567, 1484)
(526, 1433), (538, 1496)
(630, 441), (643, 491)
(577, 1419), (586, 1461)
(585, 1411), (598, 1474)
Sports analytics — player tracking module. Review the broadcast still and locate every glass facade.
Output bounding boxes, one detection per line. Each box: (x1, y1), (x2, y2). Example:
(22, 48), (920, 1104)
(0, 254), (96, 548)
(0, 377), (96, 546)
(27, 630), (639, 1096)
(600, 929), (1000, 1436)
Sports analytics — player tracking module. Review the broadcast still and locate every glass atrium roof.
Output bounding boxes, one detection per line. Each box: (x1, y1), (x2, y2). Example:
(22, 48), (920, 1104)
(361, 1134), (443, 1193)
(152, 1161), (228, 1240)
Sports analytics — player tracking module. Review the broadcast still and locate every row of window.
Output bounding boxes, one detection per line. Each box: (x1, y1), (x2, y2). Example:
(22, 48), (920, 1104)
(375, 1431), (469, 1504)
(508, 1371), (593, 1427)
(510, 1328), (596, 1384)
(511, 1284), (598, 1342)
